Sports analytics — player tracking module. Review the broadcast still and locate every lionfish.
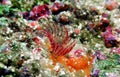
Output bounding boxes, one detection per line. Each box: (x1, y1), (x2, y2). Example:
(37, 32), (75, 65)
(39, 22), (76, 57)
(33, 22), (94, 77)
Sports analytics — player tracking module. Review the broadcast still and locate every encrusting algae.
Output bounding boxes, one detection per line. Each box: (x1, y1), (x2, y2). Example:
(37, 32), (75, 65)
(50, 53), (94, 77)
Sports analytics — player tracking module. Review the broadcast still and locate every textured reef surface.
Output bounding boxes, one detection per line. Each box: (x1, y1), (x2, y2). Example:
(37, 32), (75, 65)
(0, 0), (120, 77)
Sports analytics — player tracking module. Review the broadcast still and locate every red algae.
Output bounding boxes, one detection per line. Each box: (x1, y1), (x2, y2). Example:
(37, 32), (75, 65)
(23, 4), (50, 20)
(105, 0), (118, 11)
